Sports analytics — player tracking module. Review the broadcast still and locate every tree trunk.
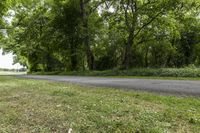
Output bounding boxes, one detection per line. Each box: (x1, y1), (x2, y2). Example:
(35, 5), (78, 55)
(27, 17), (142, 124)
(80, 0), (95, 70)
(145, 47), (149, 67)
(70, 38), (78, 71)
(123, 31), (134, 69)
(84, 20), (95, 70)
(121, 0), (138, 69)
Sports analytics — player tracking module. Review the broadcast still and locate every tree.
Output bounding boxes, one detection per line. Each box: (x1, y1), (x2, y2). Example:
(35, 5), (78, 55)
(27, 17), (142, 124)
(1, 0), (200, 72)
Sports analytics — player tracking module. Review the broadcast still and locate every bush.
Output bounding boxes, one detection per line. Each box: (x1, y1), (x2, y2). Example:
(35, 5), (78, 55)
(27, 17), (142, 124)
(31, 68), (200, 78)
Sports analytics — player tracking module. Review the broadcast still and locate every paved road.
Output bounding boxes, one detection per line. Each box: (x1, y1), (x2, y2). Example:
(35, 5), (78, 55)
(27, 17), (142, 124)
(18, 75), (200, 96)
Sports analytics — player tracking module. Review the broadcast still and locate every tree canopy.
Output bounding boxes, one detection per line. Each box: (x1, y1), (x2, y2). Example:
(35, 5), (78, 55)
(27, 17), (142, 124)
(0, 0), (200, 72)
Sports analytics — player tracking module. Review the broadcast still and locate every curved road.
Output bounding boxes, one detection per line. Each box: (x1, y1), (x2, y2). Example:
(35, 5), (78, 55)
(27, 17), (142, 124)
(18, 75), (200, 96)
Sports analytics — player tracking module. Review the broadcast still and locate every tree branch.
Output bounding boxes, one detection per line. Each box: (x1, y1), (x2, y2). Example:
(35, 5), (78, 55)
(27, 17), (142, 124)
(134, 9), (164, 38)
(121, 0), (131, 29)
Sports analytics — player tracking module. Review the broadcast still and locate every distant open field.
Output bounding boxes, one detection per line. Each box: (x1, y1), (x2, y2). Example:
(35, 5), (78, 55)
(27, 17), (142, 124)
(0, 71), (26, 75)
(0, 76), (200, 132)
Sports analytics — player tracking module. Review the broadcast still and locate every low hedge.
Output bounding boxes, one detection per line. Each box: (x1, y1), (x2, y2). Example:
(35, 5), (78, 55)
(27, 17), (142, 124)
(30, 68), (200, 78)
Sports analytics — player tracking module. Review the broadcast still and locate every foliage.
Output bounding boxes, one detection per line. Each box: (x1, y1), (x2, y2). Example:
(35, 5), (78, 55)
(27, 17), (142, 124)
(30, 68), (200, 78)
(0, 0), (200, 72)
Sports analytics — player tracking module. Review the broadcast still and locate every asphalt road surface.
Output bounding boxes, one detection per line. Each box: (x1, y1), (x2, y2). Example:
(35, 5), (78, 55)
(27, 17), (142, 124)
(18, 75), (200, 96)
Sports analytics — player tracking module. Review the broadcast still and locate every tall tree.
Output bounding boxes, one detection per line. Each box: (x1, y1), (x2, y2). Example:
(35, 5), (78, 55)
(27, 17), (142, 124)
(1, 0), (200, 72)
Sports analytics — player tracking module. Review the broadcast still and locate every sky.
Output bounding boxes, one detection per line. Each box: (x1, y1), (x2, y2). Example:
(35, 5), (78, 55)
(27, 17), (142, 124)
(0, 49), (23, 69)
(1, 11), (24, 69)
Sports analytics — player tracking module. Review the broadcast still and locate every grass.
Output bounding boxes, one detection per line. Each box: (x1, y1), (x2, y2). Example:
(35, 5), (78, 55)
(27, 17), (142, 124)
(30, 68), (200, 79)
(0, 71), (26, 75)
(0, 76), (200, 132)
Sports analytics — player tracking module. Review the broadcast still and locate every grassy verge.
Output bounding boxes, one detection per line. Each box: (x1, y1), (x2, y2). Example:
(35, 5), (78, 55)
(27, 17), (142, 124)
(30, 68), (200, 80)
(0, 76), (200, 132)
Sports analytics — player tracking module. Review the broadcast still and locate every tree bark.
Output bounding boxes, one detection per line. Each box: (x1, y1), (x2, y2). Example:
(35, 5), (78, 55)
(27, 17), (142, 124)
(80, 0), (95, 70)
(145, 47), (149, 67)
(121, 0), (137, 69)
(70, 37), (78, 71)
(123, 31), (134, 69)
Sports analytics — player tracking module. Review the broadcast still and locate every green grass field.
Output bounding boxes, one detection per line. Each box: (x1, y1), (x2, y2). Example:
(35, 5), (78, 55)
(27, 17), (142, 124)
(0, 76), (200, 132)
(0, 71), (26, 75)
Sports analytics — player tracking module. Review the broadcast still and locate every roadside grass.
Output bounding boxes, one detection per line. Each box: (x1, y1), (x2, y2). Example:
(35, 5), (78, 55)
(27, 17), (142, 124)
(30, 68), (200, 80)
(0, 76), (200, 132)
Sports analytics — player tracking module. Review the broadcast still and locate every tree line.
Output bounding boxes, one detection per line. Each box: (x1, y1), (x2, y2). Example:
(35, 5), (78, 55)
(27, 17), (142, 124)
(0, 0), (200, 72)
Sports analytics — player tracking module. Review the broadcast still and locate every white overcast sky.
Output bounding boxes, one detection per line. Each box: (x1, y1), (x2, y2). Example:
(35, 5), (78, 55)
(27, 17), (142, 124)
(0, 49), (23, 69)
(0, 11), (24, 69)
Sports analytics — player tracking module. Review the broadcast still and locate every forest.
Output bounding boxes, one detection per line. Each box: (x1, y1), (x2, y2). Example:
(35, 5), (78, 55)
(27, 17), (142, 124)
(0, 0), (200, 72)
